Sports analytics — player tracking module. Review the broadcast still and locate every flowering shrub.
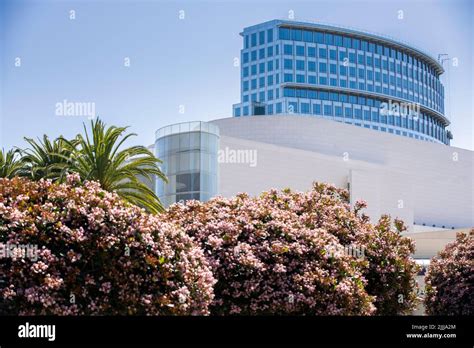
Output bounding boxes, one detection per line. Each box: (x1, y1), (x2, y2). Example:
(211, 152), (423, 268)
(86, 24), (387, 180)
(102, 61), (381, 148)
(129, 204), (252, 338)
(356, 216), (419, 315)
(424, 230), (474, 315)
(165, 183), (419, 315)
(0, 176), (215, 315)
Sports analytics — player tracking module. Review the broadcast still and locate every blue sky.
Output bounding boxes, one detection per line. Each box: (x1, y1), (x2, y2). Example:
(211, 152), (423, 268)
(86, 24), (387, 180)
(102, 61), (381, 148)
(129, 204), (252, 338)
(1, 0), (473, 150)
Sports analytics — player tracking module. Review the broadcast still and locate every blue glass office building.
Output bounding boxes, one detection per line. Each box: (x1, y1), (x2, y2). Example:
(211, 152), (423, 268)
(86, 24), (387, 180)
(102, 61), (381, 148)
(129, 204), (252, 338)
(232, 20), (451, 145)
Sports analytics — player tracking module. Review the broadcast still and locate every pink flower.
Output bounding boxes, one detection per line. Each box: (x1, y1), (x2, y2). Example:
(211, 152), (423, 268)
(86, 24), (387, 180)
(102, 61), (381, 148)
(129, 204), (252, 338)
(31, 261), (48, 274)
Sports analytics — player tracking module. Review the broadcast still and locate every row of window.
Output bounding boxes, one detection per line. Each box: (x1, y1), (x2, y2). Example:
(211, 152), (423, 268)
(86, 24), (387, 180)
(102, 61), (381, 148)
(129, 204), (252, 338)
(243, 87), (442, 123)
(276, 27), (438, 75)
(242, 87), (281, 103)
(243, 72), (442, 112)
(234, 99), (447, 144)
(279, 44), (443, 93)
(243, 59), (441, 95)
(243, 43), (441, 90)
(243, 44), (280, 63)
(283, 87), (444, 124)
(280, 71), (442, 112)
(242, 73), (281, 91)
(245, 28), (275, 48)
(242, 56), (443, 113)
(242, 46), (443, 112)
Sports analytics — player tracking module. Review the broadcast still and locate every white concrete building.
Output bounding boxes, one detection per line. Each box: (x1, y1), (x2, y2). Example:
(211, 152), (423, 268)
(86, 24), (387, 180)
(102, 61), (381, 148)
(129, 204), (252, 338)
(208, 115), (473, 233)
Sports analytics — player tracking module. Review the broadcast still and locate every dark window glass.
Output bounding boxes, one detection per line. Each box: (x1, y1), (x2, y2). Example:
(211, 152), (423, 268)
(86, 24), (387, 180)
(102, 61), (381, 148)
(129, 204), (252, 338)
(251, 50), (257, 61)
(259, 31), (265, 45)
(267, 28), (273, 42)
(352, 39), (360, 50)
(315, 32), (325, 44)
(374, 58), (381, 68)
(343, 36), (351, 48)
(267, 46), (273, 57)
(319, 62), (327, 73)
(391, 48), (396, 59)
(303, 30), (313, 42)
(319, 48), (327, 58)
(324, 105), (333, 115)
(296, 46), (305, 56)
(292, 29), (303, 41)
(349, 52), (356, 63)
(279, 28), (290, 40)
(176, 173), (200, 193)
(325, 33), (334, 45)
(302, 103), (310, 113)
(251, 33), (257, 47)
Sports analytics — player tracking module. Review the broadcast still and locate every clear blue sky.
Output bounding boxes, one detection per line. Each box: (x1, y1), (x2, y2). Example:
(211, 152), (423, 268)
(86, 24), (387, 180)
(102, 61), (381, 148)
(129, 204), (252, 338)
(1, 0), (473, 150)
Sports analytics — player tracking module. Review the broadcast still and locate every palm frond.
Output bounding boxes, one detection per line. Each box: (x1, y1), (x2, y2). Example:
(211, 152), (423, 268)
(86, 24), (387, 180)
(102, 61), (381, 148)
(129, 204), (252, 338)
(0, 148), (23, 178)
(70, 119), (167, 213)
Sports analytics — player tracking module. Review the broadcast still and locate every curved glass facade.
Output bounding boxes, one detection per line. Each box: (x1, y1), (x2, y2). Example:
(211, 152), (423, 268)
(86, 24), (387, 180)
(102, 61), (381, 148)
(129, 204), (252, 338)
(155, 121), (219, 207)
(232, 20), (451, 145)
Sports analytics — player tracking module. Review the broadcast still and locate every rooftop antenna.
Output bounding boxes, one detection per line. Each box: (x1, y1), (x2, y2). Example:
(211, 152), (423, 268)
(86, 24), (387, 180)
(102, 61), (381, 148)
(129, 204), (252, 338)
(438, 54), (452, 139)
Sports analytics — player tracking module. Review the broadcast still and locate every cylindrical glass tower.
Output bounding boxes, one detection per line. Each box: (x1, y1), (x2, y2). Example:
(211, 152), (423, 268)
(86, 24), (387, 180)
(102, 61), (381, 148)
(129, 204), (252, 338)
(155, 121), (219, 207)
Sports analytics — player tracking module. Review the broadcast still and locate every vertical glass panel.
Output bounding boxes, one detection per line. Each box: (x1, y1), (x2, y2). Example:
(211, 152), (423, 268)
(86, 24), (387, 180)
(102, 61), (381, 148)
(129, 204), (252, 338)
(190, 132), (200, 150)
(176, 173), (191, 193)
(168, 154), (178, 174)
(179, 152), (190, 174)
(189, 151), (200, 171)
(200, 132), (210, 152)
(179, 132), (190, 150)
(201, 153), (211, 174)
(170, 134), (180, 153)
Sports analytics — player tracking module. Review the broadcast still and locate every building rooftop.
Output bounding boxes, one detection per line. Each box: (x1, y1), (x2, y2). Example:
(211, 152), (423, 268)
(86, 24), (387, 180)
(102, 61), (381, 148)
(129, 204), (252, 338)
(241, 19), (444, 74)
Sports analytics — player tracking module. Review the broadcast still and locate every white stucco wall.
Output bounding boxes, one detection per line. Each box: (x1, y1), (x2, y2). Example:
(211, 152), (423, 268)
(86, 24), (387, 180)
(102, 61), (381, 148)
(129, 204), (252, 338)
(211, 116), (473, 230)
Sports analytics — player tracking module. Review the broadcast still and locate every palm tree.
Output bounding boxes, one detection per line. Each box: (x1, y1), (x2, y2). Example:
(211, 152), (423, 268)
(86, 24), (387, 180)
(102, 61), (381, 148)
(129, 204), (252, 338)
(21, 135), (75, 181)
(64, 119), (167, 213)
(0, 148), (23, 178)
